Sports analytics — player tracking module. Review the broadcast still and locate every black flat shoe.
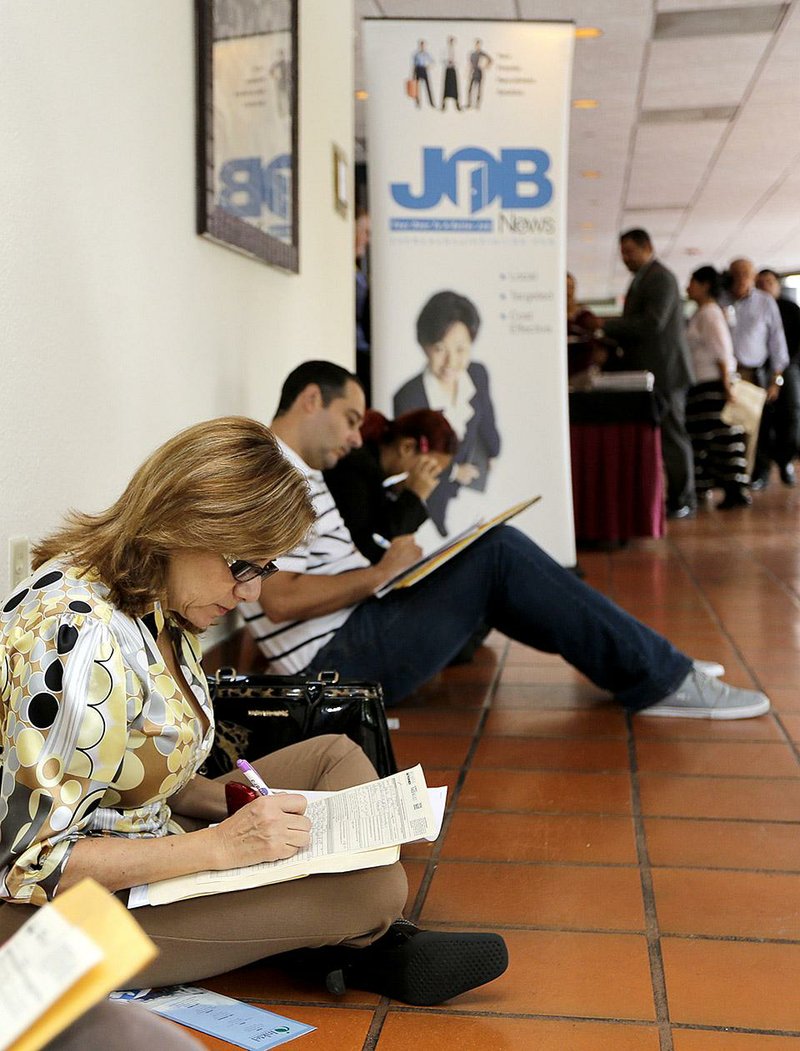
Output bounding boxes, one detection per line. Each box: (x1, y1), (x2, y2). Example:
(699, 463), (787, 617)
(780, 463), (796, 487)
(277, 920), (508, 1006)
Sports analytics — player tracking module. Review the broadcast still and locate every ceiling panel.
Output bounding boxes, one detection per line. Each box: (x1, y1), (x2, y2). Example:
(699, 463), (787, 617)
(642, 35), (770, 109)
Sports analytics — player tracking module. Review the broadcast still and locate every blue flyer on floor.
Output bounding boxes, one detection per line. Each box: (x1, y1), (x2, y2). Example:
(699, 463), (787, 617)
(110, 986), (315, 1050)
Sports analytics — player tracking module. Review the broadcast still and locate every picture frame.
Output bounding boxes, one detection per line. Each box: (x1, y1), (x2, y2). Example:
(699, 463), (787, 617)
(195, 0), (299, 272)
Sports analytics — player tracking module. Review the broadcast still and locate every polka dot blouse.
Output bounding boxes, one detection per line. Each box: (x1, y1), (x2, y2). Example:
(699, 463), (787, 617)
(0, 560), (214, 905)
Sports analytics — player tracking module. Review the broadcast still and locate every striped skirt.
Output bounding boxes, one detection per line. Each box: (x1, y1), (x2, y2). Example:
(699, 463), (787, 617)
(686, 380), (749, 494)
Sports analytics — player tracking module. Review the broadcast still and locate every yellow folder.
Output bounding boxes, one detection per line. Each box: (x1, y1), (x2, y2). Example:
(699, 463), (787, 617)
(7, 879), (157, 1051)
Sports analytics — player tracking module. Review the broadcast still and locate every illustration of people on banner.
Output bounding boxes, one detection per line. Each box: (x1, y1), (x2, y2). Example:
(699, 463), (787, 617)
(406, 37), (492, 111)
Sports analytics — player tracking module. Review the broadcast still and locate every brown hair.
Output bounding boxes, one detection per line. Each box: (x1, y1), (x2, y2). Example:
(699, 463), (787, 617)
(33, 417), (315, 618)
(360, 409), (458, 456)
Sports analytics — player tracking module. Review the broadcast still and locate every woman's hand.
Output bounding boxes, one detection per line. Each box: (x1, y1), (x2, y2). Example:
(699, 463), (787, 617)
(214, 793), (312, 867)
(453, 462), (481, 486)
(405, 454), (444, 501)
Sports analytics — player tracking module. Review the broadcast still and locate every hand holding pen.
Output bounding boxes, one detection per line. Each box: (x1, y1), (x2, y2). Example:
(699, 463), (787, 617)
(214, 759), (311, 865)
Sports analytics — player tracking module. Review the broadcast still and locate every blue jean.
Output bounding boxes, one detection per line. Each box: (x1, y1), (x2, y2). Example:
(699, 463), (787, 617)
(309, 526), (692, 711)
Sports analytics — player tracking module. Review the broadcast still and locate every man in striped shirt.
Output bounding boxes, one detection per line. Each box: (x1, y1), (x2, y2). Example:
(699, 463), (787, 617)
(241, 360), (770, 721)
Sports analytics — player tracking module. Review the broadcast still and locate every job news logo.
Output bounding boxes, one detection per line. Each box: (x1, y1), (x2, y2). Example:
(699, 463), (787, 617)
(390, 146), (553, 218)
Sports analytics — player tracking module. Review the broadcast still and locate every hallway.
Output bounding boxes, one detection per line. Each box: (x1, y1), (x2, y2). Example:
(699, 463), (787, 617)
(194, 481), (800, 1050)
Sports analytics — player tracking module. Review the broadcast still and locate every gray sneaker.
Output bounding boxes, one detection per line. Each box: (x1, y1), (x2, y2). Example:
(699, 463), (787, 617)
(693, 659), (724, 678)
(640, 669), (770, 720)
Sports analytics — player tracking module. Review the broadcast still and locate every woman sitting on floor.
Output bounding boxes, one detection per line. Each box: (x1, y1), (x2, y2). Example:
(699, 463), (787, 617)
(0, 416), (506, 1004)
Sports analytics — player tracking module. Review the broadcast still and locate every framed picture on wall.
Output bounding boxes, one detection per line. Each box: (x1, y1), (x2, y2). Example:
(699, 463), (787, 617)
(196, 0), (299, 271)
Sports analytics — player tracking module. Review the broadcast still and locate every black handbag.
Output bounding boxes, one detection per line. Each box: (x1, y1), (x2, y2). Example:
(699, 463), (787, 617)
(202, 668), (398, 779)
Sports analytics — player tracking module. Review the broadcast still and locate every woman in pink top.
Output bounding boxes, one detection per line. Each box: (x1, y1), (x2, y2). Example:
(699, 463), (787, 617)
(685, 266), (750, 509)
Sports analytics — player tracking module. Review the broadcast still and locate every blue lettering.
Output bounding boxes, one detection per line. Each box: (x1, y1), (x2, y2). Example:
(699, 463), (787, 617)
(390, 146), (553, 213)
(217, 154), (292, 219)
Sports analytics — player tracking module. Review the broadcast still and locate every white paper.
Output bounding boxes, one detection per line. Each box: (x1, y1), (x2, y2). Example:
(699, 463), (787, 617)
(0, 906), (102, 1050)
(130, 767), (443, 908)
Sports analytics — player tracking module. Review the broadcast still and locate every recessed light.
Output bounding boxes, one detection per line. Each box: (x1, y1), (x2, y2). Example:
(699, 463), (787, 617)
(573, 99), (599, 109)
(581, 170), (601, 179)
(355, 90), (368, 101)
(575, 26), (603, 39)
(580, 222), (595, 229)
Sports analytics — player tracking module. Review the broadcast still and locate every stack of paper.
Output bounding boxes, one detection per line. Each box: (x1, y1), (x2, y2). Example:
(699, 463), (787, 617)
(130, 765), (446, 909)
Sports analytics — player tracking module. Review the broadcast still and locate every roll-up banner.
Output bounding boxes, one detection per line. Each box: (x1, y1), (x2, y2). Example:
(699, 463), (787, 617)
(364, 19), (576, 566)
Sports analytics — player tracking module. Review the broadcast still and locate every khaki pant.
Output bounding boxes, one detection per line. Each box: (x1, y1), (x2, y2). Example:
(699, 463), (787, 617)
(0, 735), (408, 987)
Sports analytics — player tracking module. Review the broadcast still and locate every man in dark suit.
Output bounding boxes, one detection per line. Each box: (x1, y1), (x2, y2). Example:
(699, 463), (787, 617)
(597, 229), (696, 519)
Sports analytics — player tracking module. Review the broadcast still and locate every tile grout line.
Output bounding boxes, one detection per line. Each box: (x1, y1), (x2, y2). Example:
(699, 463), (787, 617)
(625, 709), (674, 1051)
(360, 639), (510, 1051)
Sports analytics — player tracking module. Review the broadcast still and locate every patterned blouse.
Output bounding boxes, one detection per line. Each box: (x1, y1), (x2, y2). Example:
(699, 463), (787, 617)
(0, 560), (214, 905)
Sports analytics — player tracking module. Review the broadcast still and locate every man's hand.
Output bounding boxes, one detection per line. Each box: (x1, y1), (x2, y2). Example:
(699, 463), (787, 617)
(453, 463), (481, 486)
(377, 535), (422, 581)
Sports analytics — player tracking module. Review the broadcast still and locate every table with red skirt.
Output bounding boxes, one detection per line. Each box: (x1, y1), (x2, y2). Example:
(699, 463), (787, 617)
(569, 390), (665, 544)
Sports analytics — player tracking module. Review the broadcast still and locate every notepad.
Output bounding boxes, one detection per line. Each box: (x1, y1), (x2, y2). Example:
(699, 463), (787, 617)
(374, 495), (542, 597)
(0, 879), (157, 1051)
(130, 766), (446, 909)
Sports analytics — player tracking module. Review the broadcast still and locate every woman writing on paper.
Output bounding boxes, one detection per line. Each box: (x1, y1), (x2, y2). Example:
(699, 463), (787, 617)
(324, 408), (457, 563)
(0, 418), (506, 1003)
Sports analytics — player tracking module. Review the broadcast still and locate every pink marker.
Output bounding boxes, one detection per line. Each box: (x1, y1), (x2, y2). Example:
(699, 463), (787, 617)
(236, 758), (270, 796)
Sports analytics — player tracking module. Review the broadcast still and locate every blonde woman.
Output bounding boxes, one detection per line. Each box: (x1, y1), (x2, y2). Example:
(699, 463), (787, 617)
(0, 417), (507, 1004)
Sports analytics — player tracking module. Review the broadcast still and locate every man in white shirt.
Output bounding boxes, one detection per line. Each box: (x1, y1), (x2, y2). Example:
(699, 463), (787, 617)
(242, 361), (770, 720)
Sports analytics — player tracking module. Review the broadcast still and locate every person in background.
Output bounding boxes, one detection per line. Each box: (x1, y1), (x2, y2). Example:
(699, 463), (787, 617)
(755, 268), (800, 485)
(0, 416), (507, 1006)
(725, 258), (789, 489)
(684, 266), (750, 509)
(566, 272), (608, 378)
(324, 408), (457, 564)
(393, 290), (501, 536)
(595, 229), (697, 519)
(354, 206), (371, 403)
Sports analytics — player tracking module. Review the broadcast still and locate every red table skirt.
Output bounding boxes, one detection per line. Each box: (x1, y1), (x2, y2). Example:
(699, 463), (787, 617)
(570, 421), (665, 543)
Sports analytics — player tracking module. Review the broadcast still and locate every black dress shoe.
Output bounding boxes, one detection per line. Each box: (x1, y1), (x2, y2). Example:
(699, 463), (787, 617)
(718, 489), (752, 510)
(276, 920), (508, 1006)
(780, 463), (796, 487)
(666, 505), (696, 520)
(750, 474), (770, 491)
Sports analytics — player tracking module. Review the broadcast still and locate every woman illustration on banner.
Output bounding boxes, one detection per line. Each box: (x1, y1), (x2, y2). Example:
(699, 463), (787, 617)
(393, 290), (501, 536)
(441, 36), (461, 111)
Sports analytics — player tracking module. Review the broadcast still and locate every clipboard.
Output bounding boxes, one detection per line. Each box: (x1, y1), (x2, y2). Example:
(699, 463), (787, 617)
(374, 495), (542, 598)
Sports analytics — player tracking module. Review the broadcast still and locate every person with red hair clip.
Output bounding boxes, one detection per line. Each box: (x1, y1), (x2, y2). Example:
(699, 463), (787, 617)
(324, 408), (457, 564)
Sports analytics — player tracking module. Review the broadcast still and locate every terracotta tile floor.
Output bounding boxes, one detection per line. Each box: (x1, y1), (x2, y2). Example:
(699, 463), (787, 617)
(185, 480), (800, 1050)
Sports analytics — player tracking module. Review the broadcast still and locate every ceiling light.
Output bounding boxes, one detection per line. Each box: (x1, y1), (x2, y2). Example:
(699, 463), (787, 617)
(580, 222), (595, 229)
(573, 99), (599, 109)
(355, 90), (368, 101)
(581, 170), (601, 179)
(575, 26), (603, 39)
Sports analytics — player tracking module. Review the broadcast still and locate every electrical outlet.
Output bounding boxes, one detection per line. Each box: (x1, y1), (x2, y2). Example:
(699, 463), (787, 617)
(9, 537), (30, 588)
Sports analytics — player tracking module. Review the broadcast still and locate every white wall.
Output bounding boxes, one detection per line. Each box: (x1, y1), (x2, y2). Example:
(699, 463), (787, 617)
(0, 0), (355, 605)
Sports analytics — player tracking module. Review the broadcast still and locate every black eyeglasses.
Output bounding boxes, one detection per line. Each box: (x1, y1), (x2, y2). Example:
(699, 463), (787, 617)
(223, 556), (279, 584)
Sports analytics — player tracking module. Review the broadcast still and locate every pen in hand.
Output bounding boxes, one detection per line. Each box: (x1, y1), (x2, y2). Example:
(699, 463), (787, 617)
(372, 533), (392, 550)
(236, 758), (271, 796)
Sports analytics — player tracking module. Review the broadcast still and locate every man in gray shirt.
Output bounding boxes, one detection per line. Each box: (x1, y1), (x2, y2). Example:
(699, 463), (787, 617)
(726, 258), (789, 488)
(599, 229), (696, 519)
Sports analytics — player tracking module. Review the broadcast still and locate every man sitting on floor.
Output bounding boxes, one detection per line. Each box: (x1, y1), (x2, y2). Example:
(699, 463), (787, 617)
(240, 360), (770, 720)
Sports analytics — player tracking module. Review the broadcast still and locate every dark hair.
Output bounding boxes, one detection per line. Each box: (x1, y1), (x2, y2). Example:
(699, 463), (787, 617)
(360, 409), (458, 456)
(275, 360), (361, 416)
(757, 268), (780, 282)
(620, 228), (652, 249)
(690, 265), (723, 300)
(416, 291), (481, 348)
